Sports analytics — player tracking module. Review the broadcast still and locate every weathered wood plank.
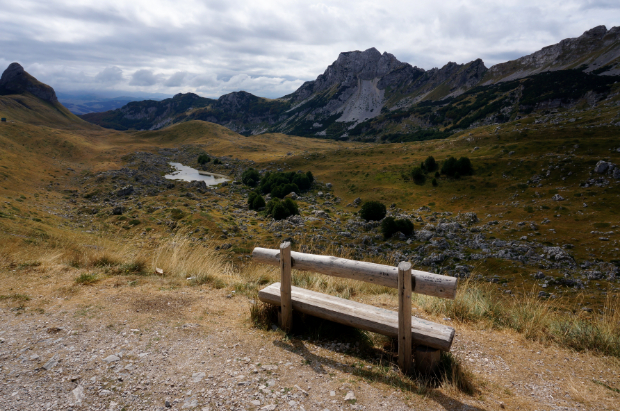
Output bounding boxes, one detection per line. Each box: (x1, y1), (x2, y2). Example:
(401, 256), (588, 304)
(280, 242), (292, 333)
(252, 247), (457, 299)
(258, 283), (455, 351)
(398, 262), (412, 373)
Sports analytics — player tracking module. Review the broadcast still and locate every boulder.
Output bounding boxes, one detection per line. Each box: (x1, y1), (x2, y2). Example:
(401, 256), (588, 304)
(594, 160), (610, 174)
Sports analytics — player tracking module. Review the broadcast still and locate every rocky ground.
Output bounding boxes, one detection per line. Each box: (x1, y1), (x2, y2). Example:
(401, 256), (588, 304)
(1, 273), (619, 411)
(36, 146), (619, 309)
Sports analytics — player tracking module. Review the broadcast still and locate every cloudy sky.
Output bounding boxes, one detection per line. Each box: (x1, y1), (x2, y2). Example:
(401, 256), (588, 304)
(1, 0), (619, 99)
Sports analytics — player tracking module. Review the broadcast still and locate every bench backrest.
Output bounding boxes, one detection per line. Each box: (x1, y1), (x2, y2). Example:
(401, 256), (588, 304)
(252, 246), (458, 299)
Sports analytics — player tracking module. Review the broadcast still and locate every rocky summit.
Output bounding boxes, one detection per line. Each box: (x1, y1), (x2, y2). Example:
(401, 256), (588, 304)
(0, 62), (58, 104)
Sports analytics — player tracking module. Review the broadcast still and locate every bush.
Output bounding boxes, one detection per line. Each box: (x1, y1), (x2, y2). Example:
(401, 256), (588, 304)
(432, 178), (438, 187)
(197, 153), (210, 164)
(248, 192), (266, 210)
(292, 174), (311, 191)
(266, 198), (299, 220)
(242, 168), (260, 187)
(411, 167), (426, 185)
(271, 183), (299, 199)
(258, 170), (313, 197)
(213, 158), (222, 165)
(441, 156), (474, 177)
(359, 201), (386, 221)
(424, 156), (438, 172)
(381, 217), (414, 239)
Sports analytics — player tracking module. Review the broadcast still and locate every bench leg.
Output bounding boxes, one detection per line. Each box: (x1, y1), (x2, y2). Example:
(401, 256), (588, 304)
(398, 262), (412, 374)
(280, 241), (293, 333)
(414, 345), (441, 374)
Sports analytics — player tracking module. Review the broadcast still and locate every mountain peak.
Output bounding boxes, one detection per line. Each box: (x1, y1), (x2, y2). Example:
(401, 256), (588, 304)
(0, 62), (58, 104)
(582, 25), (607, 39)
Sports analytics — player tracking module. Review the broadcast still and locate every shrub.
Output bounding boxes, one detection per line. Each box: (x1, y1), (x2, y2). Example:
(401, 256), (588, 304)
(424, 156), (438, 172)
(266, 198), (299, 220)
(381, 217), (414, 239)
(432, 178), (438, 187)
(242, 168), (260, 187)
(258, 170), (313, 197)
(441, 156), (474, 177)
(292, 174), (311, 191)
(271, 183), (299, 199)
(359, 201), (386, 221)
(396, 218), (414, 236)
(248, 192), (266, 210)
(411, 167), (426, 185)
(381, 217), (398, 239)
(197, 153), (210, 164)
(213, 158), (222, 165)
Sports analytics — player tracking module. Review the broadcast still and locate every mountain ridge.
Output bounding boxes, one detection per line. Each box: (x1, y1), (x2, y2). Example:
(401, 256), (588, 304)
(3, 25), (619, 139)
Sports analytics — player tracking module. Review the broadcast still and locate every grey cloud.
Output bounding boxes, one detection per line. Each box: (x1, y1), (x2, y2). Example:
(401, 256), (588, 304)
(164, 72), (187, 87)
(0, 0), (617, 98)
(130, 69), (159, 87)
(95, 66), (123, 84)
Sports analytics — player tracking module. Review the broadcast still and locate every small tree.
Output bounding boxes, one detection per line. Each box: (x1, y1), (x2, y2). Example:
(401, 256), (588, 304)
(424, 156), (438, 172)
(248, 192), (265, 210)
(359, 201), (386, 221)
(381, 217), (398, 239)
(213, 158), (222, 165)
(432, 178), (438, 187)
(411, 167), (426, 185)
(266, 198), (299, 220)
(197, 153), (210, 164)
(242, 168), (260, 187)
(381, 217), (414, 239)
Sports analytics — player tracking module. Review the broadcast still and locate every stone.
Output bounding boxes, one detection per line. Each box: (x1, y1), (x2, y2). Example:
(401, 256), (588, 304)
(552, 194), (565, 201)
(72, 385), (85, 405)
(43, 354), (59, 370)
(191, 372), (206, 383)
(344, 391), (356, 402)
(326, 183), (332, 188)
(614, 168), (620, 179)
(353, 197), (361, 205)
(103, 355), (120, 363)
(112, 206), (123, 215)
(260, 405), (277, 411)
(594, 160), (610, 174)
(115, 185), (134, 197)
(182, 399), (198, 409)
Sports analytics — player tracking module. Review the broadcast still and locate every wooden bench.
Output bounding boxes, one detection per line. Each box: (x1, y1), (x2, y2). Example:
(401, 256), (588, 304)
(253, 242), (458, 373)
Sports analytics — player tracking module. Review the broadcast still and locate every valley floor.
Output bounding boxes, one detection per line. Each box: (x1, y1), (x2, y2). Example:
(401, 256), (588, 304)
(1, 267), (619, 411)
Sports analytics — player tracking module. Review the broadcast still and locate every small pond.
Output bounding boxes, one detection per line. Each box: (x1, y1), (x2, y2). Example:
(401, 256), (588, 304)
(164, 162), (230, 185)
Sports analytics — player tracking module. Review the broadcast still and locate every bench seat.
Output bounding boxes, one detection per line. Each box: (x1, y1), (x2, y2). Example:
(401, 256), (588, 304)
(258, 282), (455, 352)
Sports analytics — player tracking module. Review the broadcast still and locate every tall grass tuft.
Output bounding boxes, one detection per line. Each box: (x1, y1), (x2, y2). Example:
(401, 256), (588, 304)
(414, 278), (620, 358)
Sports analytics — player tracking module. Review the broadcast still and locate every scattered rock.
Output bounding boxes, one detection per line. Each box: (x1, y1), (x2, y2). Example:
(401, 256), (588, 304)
(103, 355), (120, 363)
(344, 391), (357, 402)
(72, 385), (85, 405)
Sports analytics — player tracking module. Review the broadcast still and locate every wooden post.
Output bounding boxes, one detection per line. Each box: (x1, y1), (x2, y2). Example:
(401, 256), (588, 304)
(398, 261), (412, 374)
(280, 241), (292, 333)
(414, 345), (441, 374)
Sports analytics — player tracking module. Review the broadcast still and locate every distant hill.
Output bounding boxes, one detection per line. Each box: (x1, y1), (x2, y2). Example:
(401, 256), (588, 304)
(80, 25), (620, 141)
